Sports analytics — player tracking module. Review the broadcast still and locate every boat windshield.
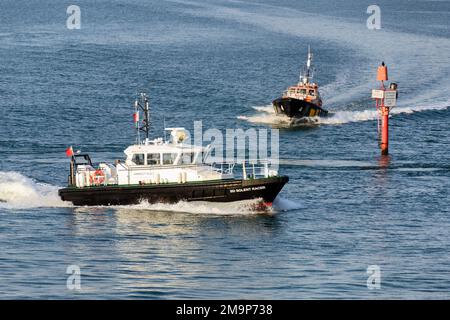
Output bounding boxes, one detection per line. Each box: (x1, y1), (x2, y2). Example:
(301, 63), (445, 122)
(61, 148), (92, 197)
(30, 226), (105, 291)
(147, 153), (161, 165)
(132, 153), (145, 165)
(181, 152), (194, 164)
(162, 153), (177, 165)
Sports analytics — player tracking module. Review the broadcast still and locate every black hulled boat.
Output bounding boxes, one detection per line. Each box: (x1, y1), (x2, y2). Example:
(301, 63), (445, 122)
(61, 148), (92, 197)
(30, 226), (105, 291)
(59, 94), (288, 207)
(273, 46), (328, 120)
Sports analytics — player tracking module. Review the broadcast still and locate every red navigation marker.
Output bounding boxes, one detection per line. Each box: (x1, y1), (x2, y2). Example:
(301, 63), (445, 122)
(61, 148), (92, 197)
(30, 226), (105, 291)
(371, 62), (398, 156)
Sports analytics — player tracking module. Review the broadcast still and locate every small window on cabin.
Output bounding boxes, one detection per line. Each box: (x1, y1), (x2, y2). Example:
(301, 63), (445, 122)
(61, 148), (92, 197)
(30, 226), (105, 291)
(300, 89), (307, 95)
(181, 152), (194, 164)
(132, 154), (145, 165)
(162, 153), (177, 165)
(309, 90), (315, 95)
(147, 153), (161, 165)
(73, 155), (91, 166)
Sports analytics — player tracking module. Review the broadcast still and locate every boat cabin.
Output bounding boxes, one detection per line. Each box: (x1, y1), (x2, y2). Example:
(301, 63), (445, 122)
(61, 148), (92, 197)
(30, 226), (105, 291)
(70, 128), (241, 188)
(124, 143), (203, 167)
(283, 83), (321, 102)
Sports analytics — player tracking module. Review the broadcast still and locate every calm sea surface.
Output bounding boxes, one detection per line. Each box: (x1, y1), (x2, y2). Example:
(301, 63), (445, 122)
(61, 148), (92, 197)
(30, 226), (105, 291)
(0, 0), (449, 299)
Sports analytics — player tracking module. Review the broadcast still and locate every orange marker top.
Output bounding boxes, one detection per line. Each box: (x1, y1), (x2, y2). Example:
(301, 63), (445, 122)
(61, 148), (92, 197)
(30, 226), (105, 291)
(377, 63), (388, 81)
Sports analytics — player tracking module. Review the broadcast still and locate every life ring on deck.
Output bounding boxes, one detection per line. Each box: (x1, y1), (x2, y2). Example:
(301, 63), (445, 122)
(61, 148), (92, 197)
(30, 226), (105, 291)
(90, 169), (105, 185)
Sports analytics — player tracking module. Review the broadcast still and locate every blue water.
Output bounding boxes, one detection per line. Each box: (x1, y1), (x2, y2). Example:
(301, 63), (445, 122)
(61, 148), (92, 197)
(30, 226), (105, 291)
(1, 0), (450, 299)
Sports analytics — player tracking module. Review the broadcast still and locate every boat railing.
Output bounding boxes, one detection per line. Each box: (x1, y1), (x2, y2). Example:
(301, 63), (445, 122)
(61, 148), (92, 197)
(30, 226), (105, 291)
(210, 160), (277, 179)
(121, 160), (274, 179)
(210, 162), (235, 175)
(74, 159), (278, 187)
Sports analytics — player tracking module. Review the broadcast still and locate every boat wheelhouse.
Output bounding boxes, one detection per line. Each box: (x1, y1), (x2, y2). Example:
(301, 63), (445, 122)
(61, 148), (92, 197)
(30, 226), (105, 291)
(70, 128), (235, 189)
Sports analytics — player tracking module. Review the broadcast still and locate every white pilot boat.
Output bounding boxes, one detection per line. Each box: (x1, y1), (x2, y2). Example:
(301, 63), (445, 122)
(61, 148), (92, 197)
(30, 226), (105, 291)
(59, 93), (288, 206)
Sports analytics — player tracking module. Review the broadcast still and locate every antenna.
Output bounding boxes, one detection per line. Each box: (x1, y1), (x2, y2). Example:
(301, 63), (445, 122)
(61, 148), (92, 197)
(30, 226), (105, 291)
(163, 116), (167, 142)
(300, 46), (314, 84)
(307, 45), (312, 69)
(134, 92), (151, 143)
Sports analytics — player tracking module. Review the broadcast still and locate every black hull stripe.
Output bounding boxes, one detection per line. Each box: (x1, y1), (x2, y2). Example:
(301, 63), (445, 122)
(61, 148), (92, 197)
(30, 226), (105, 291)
(273, 97), (328, 118)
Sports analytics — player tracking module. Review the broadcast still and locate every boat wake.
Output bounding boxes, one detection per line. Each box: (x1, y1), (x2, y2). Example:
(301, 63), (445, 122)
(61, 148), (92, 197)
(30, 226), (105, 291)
(0, 171), (70, 209)
(112, 196), (301, 215)
(320, 101), (450, 125)
(0, 171), (300, 214)
(273, 196), (304, 211)
(237, 105), (318, 127)
(238, 102), (450, 127)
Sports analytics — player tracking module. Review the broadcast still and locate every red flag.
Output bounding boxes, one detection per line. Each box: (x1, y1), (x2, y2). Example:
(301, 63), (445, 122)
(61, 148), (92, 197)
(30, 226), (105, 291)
(66, 146), (74, 157)
(133, 111), (139, 123)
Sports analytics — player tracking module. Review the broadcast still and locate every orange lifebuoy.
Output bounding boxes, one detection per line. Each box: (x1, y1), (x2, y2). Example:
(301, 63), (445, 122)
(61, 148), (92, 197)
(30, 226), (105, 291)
(90, 169), (105, 185)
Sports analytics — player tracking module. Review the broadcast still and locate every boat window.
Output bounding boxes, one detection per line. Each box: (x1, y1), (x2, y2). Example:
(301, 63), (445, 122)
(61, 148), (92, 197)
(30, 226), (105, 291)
(181, 152), (194, 164)
(196, 152), (203, 164)
(309, 90), (315, 95)
(132, 153), (145, 166)
(162, 153), (177, 165)
(147, 153), (161, 165)
(300, 89), (307, 95)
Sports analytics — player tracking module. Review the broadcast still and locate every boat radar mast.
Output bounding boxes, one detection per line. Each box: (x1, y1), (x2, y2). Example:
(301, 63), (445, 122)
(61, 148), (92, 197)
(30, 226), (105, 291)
(133, 92), (151, 144)
(300, 46), (314, 84)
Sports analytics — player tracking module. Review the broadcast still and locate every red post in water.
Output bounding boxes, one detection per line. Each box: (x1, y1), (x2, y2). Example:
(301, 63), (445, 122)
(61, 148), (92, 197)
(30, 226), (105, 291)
(380, 106), (389, 155)
(372, 62), (397, 156)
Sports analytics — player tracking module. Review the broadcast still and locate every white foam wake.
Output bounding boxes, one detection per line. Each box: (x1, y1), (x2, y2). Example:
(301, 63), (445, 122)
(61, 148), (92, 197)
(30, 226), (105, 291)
(121, 198), (268, 215)
(239, 102), (450, 126)
(320, 102), (450, 125)
(110, 196), (301, 215)
(272, 196), (303, 211)
(0, 171), (70, 209)
(237, 113), (292, 125)
(252, 105), (274, 114)
(237, 105), (294, 125)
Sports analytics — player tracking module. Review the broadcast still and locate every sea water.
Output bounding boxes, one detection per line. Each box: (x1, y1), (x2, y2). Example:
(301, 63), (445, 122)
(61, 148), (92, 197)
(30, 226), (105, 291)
(0, 0), (449, 299)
